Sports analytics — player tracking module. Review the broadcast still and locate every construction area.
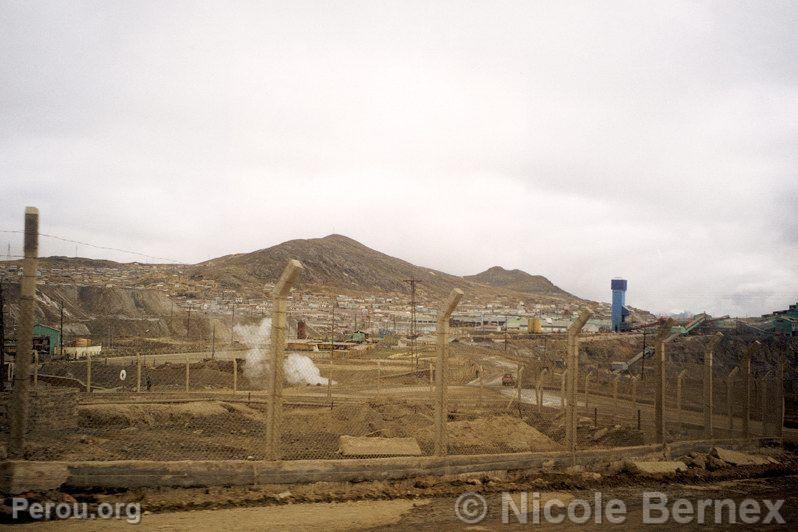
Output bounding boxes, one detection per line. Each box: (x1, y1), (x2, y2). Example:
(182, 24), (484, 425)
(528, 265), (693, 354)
(2, 208), (798, 528)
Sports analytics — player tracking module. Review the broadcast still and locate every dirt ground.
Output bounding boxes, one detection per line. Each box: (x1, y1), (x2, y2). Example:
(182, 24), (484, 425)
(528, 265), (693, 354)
(5, 451), (797, 530)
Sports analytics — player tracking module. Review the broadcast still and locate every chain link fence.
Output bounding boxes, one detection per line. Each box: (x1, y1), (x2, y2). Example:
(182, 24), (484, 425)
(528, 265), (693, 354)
(4, 298), (789, 463)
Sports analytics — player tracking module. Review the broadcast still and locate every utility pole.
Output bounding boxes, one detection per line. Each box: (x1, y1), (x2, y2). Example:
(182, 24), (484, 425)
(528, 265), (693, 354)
(328, 297), (336, 408)
(403, 277), (423, 369)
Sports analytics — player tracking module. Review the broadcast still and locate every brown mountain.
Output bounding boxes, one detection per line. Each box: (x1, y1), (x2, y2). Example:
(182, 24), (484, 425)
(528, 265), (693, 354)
(464, 266), (574, 298)
(189, 234), (575, 301)
(190, 234), (466, 296)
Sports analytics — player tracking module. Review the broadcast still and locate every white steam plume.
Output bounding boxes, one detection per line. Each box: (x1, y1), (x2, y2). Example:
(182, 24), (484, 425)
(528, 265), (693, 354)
(233, 318), (332, 387)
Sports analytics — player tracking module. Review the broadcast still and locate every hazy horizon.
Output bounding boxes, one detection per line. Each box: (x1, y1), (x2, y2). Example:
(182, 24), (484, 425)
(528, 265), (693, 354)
(2, 1), (797, 317)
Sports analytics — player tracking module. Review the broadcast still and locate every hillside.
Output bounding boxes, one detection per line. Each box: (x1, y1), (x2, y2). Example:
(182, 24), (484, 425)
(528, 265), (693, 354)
(189, 235), (575, 301)
(465, 266), (574, 298)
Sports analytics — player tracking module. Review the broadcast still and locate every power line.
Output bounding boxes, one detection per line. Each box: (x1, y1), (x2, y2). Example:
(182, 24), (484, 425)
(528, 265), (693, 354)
(0, 229), (182, 263)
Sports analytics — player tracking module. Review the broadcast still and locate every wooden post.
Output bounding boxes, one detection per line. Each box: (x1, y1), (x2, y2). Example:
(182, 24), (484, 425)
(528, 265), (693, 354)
(9, 207), (38, 458)
(675, 369), (687, 429)
(136, 353), (142, 393)
(654, 319), (674, 444)
(742, 342), (757, 438)
(266, 259), (303, 460)
(703, 332), (723, 439)
(33, 351), (39, 389)
(86, 353), (92, 393)
(434, 288), (464, 456)
(726, 367), (739, 433)
(185, 356), (190, 392)
(565, 309), (592, 458)
(233, 358), (238, 393)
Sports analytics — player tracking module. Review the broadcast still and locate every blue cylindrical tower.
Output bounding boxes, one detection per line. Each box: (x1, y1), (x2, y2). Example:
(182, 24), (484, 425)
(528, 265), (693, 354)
(611, 279), (627, 332)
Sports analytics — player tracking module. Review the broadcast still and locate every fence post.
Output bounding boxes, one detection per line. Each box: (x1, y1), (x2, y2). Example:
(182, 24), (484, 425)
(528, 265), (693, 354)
(185, 356), (190, 392)
(565, 309), (592, 459)
(266, 259), (303, 460)
(434, 288), (464, 456)
(86, 353), (92, 393)
(9, 207), (38, 458)
(583, 372), (591, 415)
(742, 342), (757, 438)
(478, 364), (484, 408)
(33, 351), (39, 389)
(560, 371), (566, 411)
(776, 351), (785, 439)
(377, 360), (382, 397)
(676, 369), (687, 429)
(654, 319), (674, 444)
(759, 372), (771, 436)
(136, 353), (142, 393)
(703, 332), (723, 439)
(536, 368), (548, 414)
(726, 367), (739, 433)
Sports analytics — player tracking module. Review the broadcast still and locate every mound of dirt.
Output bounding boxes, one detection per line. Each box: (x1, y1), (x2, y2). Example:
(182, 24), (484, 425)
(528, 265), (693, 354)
(78, 401), (263, 428)
(418, 415), (561, 454)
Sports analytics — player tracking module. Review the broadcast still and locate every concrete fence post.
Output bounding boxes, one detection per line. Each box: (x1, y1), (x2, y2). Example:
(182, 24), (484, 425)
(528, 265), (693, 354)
(675, 369), (687, 428)
(742, 342), (758, 438)
(434, 288), (464, 456)
(185, 356), (190, 392)
(266, 259), (304, 460)
(136, 353), (142, 393)
(654, 319), (674, 444)
(703, 332), (723, 439)
(86, 353), (92, 393)
(726, 367), (739, 433)
(10, 207), (39, 458)
(233, 358), (238, 393)
(565, 309), (592, 458)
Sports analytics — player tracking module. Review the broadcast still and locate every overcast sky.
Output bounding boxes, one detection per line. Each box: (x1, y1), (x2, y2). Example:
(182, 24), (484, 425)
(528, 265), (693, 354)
(2, 1), (796, 317)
